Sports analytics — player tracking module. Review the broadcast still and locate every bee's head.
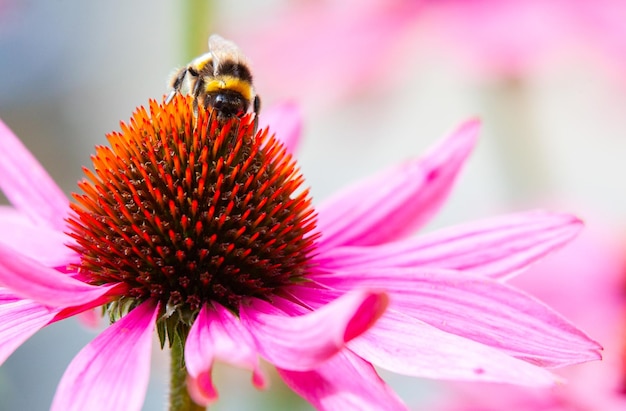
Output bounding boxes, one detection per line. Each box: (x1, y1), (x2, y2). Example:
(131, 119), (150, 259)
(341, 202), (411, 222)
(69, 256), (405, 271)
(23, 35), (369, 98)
(201, 74), (256, 118)
(203, 90), (250, 118)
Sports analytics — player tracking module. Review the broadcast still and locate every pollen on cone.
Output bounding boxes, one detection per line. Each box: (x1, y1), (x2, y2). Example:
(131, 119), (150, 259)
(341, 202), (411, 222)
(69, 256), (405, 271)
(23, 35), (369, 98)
(67, 95), (319, 316)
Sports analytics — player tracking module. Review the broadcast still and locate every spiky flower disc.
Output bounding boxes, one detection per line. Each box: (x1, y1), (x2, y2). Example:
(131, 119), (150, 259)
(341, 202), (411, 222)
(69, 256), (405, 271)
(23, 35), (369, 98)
(67, 95), (318, 331)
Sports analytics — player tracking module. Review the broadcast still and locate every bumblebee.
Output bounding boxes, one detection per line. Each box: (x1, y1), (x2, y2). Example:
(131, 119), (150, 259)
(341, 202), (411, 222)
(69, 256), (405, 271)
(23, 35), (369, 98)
(166, 34), (260, 118)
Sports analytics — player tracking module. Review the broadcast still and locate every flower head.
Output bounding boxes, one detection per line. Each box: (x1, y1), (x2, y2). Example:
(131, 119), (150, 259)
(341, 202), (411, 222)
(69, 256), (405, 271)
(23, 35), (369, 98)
(0, 96), (602, 410)
(67, 96), (318, 345)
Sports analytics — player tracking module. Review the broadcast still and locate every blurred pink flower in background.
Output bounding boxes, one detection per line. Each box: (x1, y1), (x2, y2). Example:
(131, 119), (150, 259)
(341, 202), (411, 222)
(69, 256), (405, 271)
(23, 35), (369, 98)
(0, 99), (604, 410)
(416, 0), (626, 83)
(227, 0), (422, 108)
(566, 0), (626, 83)
(415, 0), (581, 78)
(227, 0), (626, 106)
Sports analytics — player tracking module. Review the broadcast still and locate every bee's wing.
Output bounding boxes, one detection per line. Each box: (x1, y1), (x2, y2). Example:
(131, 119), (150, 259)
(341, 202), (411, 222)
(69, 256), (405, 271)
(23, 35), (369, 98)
(208, 34), (248, 68)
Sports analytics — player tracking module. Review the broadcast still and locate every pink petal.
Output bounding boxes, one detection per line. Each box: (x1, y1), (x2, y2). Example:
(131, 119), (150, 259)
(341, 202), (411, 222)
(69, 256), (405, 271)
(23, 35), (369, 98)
(75, 308), (103, 329)
(239, 289), (388, 371)
(186, 373), (217, 409)
(278, 350), (408, 411)
(318, 267), (601, 368)
(317, 210), (583, 280)
(51, 299), (159, 411)
(0, 288), (59, 365)
(0, 206), (79, 267)
(0, 244), (120, 308)
(0, 119), (69, 231)
(185, 303), (267, 406)
(315, 119), (479, 252)
(349, 308), (559, 386)
(47, 287), (123, 323)
(258, 101), (303, 155)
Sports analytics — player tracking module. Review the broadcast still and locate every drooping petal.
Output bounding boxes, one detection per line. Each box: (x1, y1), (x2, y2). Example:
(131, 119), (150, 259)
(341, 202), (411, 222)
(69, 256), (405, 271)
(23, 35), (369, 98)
(316, 119), (479, 251)
(317, 210), (583, 280)
(239, 289), (388, 371)
(278, 350), (408, 411)
(318, 267), (602, 368)
(185, 303), (267, 406)
(349, 308), (559, 386)
(258, 101), (303, 155)
(51, 299), (158, 411)
(0, 288), (59, 365)
(0, 206), (79, 267)
(75, 309), (103, 329)
(0, 244), (121, 308)
(0, 119), (69, 231)
(186, 373), (217, 409)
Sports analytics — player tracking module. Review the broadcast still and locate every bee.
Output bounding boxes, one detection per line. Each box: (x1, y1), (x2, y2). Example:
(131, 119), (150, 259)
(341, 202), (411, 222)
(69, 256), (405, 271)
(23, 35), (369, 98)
(166, 34), (260, 119)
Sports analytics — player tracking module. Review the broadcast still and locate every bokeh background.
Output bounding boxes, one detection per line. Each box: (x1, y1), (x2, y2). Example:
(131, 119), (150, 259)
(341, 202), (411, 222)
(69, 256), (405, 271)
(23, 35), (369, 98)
(2, 0), (626, 409)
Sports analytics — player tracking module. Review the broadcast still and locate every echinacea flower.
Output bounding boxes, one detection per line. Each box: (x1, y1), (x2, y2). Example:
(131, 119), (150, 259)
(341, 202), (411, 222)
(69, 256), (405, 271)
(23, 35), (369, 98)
(0, 95), (601, 411)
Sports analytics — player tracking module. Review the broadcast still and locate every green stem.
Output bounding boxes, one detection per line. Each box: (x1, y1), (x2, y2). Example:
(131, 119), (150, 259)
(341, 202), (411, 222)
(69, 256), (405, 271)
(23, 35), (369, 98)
(169, 330), (205, 411)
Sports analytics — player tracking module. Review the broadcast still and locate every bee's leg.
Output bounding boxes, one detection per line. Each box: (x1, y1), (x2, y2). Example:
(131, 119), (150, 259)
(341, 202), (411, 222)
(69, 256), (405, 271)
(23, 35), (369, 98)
(191, 76), (204, 113)
(166, 67), (189, 104)
(166, 66), (201, 104)
(253, 95), (261, 115)
(252, 95), (261, 131)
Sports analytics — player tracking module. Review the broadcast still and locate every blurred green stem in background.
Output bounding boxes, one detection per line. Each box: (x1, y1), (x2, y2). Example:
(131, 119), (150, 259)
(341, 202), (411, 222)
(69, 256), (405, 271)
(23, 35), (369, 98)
(183, 0), (214, 61)
(479, 76), (553, 204)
